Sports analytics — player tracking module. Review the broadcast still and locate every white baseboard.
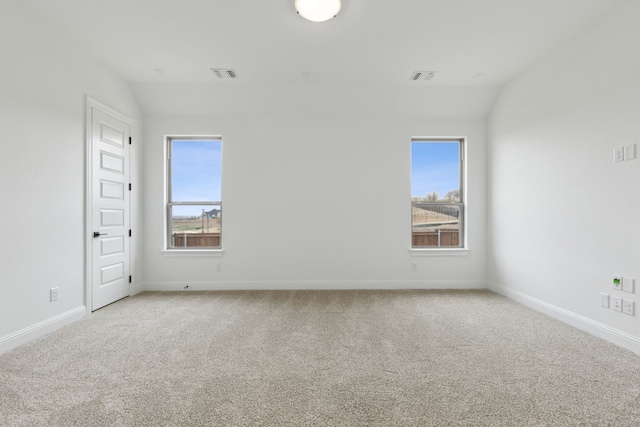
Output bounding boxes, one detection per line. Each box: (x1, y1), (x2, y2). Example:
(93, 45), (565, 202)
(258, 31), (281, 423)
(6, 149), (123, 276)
(488, 282), (640, 355)
(144, 280), (487, 292)
(0, 306), (86, 355)
(131, 281), (145, 296)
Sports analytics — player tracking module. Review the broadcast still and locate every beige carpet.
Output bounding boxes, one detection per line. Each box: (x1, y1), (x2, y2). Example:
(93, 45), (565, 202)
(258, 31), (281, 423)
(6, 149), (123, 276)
(1, 290), (639, 426)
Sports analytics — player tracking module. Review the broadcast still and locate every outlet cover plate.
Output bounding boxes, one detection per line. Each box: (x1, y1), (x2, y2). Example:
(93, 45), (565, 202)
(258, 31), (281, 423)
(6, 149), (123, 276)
(614, 147), (624, 162)
(623, 299), (634, 316)
(600, 293), (610, 308)
(622, 277), (635, 293)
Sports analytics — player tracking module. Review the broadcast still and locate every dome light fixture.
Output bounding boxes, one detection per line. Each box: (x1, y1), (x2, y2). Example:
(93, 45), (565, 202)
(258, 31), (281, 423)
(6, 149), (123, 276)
(295, 0), (342, 22)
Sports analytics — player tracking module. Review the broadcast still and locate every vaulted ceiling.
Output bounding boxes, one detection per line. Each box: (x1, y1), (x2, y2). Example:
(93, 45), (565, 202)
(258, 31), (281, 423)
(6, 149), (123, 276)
(20, 0), (624, 116)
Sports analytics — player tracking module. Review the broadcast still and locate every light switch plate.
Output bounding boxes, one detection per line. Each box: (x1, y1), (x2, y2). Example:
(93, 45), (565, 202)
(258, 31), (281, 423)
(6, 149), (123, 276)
(600, 293), (610, 308)
(622, 277), (635, 293)
(624, 144), (636, 161)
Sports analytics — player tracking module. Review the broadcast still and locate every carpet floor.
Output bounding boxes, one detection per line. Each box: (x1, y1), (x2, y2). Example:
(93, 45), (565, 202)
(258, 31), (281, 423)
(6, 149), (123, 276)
(1, 290), (639, 426)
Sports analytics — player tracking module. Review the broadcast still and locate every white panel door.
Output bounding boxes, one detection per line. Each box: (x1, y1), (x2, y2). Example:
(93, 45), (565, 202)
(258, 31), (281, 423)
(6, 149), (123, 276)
(91, 107), (130, 310)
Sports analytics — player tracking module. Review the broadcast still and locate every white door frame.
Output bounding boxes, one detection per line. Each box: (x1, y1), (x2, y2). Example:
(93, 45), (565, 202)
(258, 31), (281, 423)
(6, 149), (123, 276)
(85, 96), (134, 313)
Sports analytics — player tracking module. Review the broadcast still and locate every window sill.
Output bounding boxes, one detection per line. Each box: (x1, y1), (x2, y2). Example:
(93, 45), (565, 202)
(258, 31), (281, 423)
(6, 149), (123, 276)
(409, 248), (469, 257)
(162, 249), (224, 258)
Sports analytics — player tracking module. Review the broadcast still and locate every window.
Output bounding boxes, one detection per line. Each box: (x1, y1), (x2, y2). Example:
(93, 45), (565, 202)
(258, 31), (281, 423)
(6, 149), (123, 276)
(411, 139), (464, 248)
(167, 137), (222, 249)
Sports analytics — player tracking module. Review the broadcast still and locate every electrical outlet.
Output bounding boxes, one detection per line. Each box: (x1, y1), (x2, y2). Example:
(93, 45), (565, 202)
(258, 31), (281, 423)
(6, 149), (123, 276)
(614, 147), (624, 162)
(411, 263), (417, 272)
(623, 299), (634, 316)
(600, 293), (610, 308)
(216, 263), (222, 272)
(622, 277), (635, 293)
(612, 275), (623, 291)
(50, 287), (58, 302)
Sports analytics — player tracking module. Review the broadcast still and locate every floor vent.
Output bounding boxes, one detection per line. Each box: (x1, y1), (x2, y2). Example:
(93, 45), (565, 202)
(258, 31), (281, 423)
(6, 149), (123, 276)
(210, 69), (238, 79)
(410, 71), (436, 81)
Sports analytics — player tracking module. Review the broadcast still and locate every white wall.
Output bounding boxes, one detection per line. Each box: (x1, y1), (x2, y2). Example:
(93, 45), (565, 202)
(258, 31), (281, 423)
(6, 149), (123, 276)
(143, 112), (487, 289)
(0, 1), (143, 352)
(488, 0), (640, 353)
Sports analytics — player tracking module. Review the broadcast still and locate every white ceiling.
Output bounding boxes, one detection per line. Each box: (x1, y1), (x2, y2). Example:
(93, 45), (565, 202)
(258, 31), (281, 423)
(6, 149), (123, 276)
(20, 0), (624, 115)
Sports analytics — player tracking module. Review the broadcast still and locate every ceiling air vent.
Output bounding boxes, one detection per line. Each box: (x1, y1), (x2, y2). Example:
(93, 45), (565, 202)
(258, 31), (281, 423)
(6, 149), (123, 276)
(410, 71), (436, 81)
(210, 68), (238, 79)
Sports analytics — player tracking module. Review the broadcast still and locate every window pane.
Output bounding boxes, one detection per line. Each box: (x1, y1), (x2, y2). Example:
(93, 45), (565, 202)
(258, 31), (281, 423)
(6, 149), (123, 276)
(411, 142), (460, 201)
(171, 139), (221, 202)
(412, 203), (461, 247)
(411, 139), (464, 249)
(169, 205), (221, 248)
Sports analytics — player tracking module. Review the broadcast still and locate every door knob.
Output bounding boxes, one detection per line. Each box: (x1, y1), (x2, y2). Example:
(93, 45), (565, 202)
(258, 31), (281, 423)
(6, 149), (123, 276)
(93, 232), (108, 238)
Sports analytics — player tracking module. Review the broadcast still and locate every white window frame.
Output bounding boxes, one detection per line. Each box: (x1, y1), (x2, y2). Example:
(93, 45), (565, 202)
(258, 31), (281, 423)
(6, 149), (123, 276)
(164, 135), (223, 255)
(410, 137), (468, 256)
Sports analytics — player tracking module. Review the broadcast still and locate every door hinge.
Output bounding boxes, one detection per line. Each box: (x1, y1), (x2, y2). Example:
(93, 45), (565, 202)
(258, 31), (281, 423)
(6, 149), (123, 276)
(129, 229), (132, 237)
(129, 275), (132, 283)
(129, 183), (132, 191)
(129, 137), (132, 145)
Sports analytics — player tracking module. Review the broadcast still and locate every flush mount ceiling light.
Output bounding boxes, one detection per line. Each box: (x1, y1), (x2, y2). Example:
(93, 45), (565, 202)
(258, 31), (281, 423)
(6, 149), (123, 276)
(295, 0), (342, 22)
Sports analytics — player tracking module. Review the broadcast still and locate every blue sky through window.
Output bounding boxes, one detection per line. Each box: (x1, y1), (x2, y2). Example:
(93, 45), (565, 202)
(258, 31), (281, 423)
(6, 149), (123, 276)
(171, 139), (221, 215)
(411, 141), (460, 199)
